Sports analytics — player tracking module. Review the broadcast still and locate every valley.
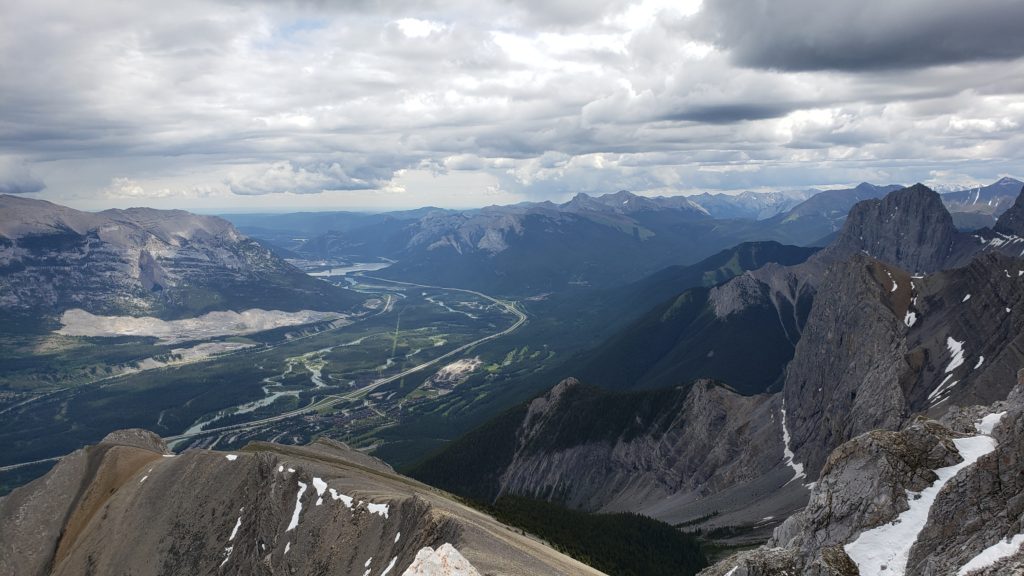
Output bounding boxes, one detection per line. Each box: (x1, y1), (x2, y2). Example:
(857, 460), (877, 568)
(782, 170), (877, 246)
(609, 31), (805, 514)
(0, 268), (539, 494)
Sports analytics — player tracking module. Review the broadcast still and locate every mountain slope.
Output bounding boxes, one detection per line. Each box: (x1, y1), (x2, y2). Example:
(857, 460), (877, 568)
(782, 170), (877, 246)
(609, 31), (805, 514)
(411, 183), (1024, 543)
(941, 176), (1024, 218)
(411, 378), (806, 533)
(0, 195), (363, 327)
(701, 376), (1024, 576)
(0, 429), (603, 576)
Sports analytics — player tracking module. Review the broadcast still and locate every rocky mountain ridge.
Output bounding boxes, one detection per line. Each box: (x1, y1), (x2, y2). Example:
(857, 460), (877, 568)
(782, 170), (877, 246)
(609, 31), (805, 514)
(412, 183), (1024, 547)
(0, 195), (362, 324)
(0, 429), (600, 576)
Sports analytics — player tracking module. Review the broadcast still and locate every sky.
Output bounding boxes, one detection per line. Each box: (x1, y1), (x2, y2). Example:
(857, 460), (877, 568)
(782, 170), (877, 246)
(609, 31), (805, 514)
(1, 0), (1023, 212)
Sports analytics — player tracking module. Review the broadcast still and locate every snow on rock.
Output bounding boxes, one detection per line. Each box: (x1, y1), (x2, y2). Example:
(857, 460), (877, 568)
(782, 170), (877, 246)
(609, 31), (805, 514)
(381, 556), (398, 576)
(957, 534), (1024, 575)
(904, 310), (918, 328)
(845, 435), (999, 576)
(225, 454), (238, 461)
(229, 515), (242, 541)
(974, 356), (985, 370)
(368, 502), (390, 519)
(929, 374), (960, 405)
(976, 412), (1007, 435)
(328, 488), (354, 508)
(287, 481), (308, 532)
(963, 294), (972, 302)
(723, 568), (739, 576)
(139, 475), (148, 483)
(395, 532), (401, 543)
(886, 270), (898, 292)
(220, 546), (233, 567)
(945, 337), (967, 373)
(284, 542), (291, 555)
(780, 402), (806, 485)
(401, 544), (481, 576)
(312, 477), (328, 506)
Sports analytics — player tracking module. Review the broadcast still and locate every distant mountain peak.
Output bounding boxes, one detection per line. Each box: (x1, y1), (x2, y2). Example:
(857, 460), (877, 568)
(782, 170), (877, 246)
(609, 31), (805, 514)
(995, 176), (1022, 186)
(993, 183), (1024, 236)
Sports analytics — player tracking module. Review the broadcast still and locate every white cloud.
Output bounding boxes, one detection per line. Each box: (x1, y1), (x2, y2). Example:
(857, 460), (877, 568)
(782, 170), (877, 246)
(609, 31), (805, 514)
(0, 0), (1021, 210)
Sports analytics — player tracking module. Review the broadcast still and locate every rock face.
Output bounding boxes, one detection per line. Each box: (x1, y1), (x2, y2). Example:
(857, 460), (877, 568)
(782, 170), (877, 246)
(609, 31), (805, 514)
(0, 195), (361, 323)
(782, 256), (913, 479)
(700, 379), (1024, 576)
(822, 183), (975, 274)
(496, 379), (784, 512)
(415, 378), (811, 533)
(0, 430), (601, 576)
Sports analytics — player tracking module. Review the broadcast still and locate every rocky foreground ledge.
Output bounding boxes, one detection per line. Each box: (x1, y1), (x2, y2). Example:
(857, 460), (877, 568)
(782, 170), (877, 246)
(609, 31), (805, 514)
(0, 430), (603, 576)
(701, 372), (1024, 576)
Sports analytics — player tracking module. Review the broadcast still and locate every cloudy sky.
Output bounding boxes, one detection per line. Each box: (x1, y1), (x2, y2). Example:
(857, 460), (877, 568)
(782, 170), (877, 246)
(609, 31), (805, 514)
(2, 0), (1023, 211)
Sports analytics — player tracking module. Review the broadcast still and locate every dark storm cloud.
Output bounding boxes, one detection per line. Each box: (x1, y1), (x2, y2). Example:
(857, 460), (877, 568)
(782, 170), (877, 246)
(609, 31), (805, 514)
(661, 102), (801, 124)
(690, 0), (1024, 71)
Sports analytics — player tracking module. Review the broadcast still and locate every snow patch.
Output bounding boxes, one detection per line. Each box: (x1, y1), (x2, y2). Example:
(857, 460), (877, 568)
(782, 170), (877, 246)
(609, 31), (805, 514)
(312, 477), (328, 506)
(886, 270), (898, 292)
(139, 475), (148, 483)
(225, 454), (238, 461)
(329, 488), (354, 508)
(395, 532), (401, 543)
(724, 568), (739, 576)
(382, 556), (398, 576)
(929, 374), (960, 404)
(974, 356), (984, 369)
(286, 481), (308, 532)
(962, 294), (971, 302)
(957, 534), (1024, 575)
(284, 541), (291, 554)
(976, 412), (1007, 435)
(945, 337), (967, 373)
(904, 310), (917, 328)
(368, 502), (390, 519)
(779, 402), (806, 485)
(845, 435), (999, 576)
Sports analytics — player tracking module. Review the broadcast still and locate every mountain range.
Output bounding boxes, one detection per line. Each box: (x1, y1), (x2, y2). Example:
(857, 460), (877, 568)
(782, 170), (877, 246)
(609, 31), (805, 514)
(0, 194), (364, 330)
(223, 179), (1020, 297)
(412, 182), (1024, 573)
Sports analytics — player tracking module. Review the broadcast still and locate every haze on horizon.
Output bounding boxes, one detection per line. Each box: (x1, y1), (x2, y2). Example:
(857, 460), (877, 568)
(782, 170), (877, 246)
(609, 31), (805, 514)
(2, 0), (1023, 212)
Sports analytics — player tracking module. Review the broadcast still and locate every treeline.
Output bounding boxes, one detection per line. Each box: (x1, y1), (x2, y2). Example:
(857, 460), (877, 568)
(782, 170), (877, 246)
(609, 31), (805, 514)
(481, 495), (708, 576)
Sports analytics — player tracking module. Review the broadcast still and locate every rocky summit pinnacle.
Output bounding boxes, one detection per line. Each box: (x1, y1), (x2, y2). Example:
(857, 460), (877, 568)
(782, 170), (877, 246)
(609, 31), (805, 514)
(823, 183), (970, 273)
